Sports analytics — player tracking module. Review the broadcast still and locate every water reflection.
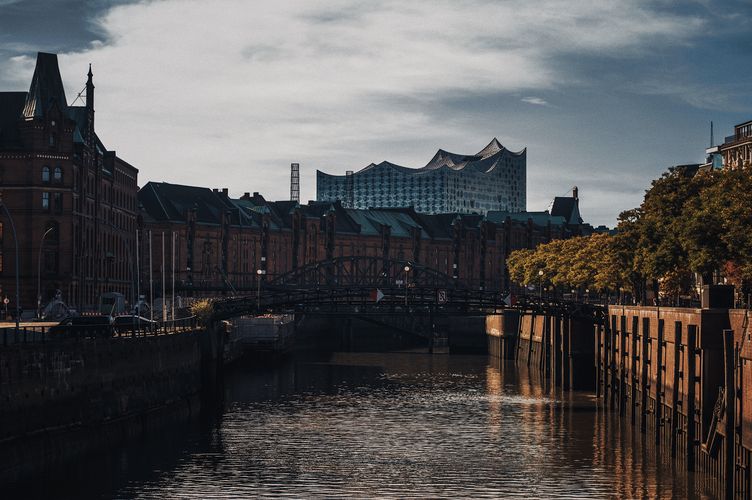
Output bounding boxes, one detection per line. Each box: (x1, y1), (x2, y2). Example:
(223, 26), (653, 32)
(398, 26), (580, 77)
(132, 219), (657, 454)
(8, 351), (715, 499)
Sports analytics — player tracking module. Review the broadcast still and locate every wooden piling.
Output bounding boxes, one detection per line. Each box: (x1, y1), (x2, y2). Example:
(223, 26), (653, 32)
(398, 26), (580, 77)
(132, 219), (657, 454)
(641, 317), (650, 433)
(670, 321), (682, 458)
(562, 316), (571, 391)
(630, 315), (639, 425)
(655, 319), (664, 446)
(595, 321), (602, 398)
(686, 324), (697, 471)
(619, 315), (627, 417)
(609, 314), (617, 407)
(723, 329), (735, 500)
(526, 313), (535, 367)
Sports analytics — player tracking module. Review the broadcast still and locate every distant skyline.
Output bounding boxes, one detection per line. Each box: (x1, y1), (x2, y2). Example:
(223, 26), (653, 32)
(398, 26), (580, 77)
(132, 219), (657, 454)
(1, 0), (751, 226)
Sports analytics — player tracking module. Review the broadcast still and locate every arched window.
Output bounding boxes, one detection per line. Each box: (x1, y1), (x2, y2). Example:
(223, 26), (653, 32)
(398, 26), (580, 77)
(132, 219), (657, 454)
(53, 166), (62, 183)
(42, 192), (50, 211)
(42, 166), (50, 183)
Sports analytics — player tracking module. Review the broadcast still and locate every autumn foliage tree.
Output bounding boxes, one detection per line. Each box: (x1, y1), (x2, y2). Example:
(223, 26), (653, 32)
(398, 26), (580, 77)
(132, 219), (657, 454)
(506, 165), (752, 302)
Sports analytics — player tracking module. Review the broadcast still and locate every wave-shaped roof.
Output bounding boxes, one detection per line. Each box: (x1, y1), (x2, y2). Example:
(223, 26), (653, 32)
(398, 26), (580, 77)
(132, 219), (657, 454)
(317, 138), (525, 178)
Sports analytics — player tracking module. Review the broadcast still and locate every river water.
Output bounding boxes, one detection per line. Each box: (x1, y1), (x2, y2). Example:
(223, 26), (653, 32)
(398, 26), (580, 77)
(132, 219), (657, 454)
(14, 349), (714, 499)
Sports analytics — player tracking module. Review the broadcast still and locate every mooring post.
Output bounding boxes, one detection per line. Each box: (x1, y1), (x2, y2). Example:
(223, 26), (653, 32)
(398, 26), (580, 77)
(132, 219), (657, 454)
(609, 314), (618, 407)
(630, 315), (639, 425)
(562, 315), (571, 391)
(618, 315), (627, 417)
(540, 313), (550, 375)
(723, 329), (736, 500)
(670, 321), (682, 458)
(595, 321), (602, 398)
(553, 314), (562, 387)
(515, 311), (524, 364)
(686, 324), (698, 471)
(527, 313), (536, 367)
(655, 319), (664, 446)
(640, 317), (650, 433)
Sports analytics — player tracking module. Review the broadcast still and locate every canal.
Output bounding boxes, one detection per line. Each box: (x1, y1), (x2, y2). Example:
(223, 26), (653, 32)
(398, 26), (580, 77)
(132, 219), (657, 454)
(10, 348), (713, 498)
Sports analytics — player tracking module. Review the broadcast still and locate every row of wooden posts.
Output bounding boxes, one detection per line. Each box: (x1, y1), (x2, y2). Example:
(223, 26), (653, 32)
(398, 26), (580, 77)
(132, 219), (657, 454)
(596, 312), (749, 499)
(489, 306), (752, 498)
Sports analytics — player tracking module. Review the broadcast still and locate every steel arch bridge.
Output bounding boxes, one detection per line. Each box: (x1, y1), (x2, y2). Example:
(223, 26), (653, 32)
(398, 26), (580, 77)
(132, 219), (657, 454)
(209, 256), (606, 323)
(268, 256), (459, 290)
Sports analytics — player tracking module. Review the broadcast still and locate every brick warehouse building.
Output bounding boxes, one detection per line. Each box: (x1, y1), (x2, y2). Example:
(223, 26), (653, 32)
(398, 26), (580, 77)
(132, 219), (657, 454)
(137, 182), (587, 301)
(0, 52), (138, 313)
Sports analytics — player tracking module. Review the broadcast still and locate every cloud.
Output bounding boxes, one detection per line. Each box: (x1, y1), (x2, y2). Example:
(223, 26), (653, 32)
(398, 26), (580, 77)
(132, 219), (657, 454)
(1, 0), (722, 225)
(521, 97), (549, 106)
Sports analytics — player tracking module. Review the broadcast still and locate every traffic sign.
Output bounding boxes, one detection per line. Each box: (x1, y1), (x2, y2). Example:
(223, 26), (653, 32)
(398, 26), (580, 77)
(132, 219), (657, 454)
(437, 289), (447, 304)
(3, 298), (9, 305)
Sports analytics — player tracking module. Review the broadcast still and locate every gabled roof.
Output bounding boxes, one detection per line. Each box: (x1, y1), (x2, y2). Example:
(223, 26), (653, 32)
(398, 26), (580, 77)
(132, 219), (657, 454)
(139, 182), (253, 226)
(548, 197), (582, 225)
(23, 52), (68, 119)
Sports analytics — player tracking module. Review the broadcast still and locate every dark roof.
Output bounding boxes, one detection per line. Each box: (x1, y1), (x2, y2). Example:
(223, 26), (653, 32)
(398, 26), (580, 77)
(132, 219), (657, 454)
(0, 91), (26, 149)
(23, 52), (68, 119)
(139, 182), (253, 226)
(548, 197), (582, 225)
(486, 210), (566, 226)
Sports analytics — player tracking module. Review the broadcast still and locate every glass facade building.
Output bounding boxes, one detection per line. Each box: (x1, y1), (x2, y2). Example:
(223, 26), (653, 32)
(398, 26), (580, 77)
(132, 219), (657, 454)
(316, 139), (526, 215)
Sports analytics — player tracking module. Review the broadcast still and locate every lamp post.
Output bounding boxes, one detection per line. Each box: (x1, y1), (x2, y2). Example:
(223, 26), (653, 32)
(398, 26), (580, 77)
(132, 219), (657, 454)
(404, 265), (411, 307)
(538, 269), (544, 299)
(0, 194), (20, 336)
(256, 269), (265, 311)
(37, 226), (54, 318)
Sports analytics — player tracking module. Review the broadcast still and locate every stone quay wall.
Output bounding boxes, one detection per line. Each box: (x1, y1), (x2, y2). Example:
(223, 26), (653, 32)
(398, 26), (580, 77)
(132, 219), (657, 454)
(0, 328), (222, 482)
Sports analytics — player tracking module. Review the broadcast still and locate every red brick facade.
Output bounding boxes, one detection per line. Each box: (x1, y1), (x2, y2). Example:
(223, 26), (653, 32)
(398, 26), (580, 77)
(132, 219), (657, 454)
(0, 53), (138, 313)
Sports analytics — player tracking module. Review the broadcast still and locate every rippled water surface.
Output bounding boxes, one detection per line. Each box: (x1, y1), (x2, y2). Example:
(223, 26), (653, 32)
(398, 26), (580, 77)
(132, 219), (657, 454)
(15, 351), (715, 499)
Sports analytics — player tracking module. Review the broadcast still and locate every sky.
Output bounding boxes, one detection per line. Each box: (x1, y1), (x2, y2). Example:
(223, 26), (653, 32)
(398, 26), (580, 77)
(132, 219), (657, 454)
(1, 0), (751, 227)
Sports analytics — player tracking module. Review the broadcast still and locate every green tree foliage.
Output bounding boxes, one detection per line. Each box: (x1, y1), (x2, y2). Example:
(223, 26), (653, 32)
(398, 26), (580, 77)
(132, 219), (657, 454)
(505, 166), (752, 298)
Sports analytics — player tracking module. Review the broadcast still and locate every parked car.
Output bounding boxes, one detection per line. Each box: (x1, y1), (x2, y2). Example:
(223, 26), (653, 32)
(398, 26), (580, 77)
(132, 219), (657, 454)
(112, 315), (158, 334)
(48, 315), (114, 338)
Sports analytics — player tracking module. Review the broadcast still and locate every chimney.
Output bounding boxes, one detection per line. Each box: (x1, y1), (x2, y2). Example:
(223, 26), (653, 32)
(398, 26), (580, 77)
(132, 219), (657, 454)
(242, 192), (250, 199)
(222, 188), (228, 196)
(572, 186), (579, 200)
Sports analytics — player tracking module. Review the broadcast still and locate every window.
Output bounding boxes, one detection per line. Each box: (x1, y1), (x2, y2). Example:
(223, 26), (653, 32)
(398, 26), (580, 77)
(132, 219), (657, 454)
(53, 166), (62, 183)
(53, 193), (63, 214)
(42, 192), (50, 211)
(42, 166), (50, 183)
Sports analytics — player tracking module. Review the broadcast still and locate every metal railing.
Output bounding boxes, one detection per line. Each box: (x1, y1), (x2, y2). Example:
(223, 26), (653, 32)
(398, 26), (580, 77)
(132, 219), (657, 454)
(1, 316), (198, 347)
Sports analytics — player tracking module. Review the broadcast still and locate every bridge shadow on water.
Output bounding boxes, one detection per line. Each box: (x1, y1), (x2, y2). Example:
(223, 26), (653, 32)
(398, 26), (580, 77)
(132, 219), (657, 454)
(5, 324), (717, 499)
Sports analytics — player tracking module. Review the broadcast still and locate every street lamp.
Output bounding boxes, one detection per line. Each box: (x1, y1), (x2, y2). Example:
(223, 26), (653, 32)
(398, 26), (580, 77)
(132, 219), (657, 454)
(538, 269), (544, 299)
(256, 269), (265, 310)
(404, 265), (411, 307)
(37, 226), (55, 318)
(0, 193), (20, 337)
